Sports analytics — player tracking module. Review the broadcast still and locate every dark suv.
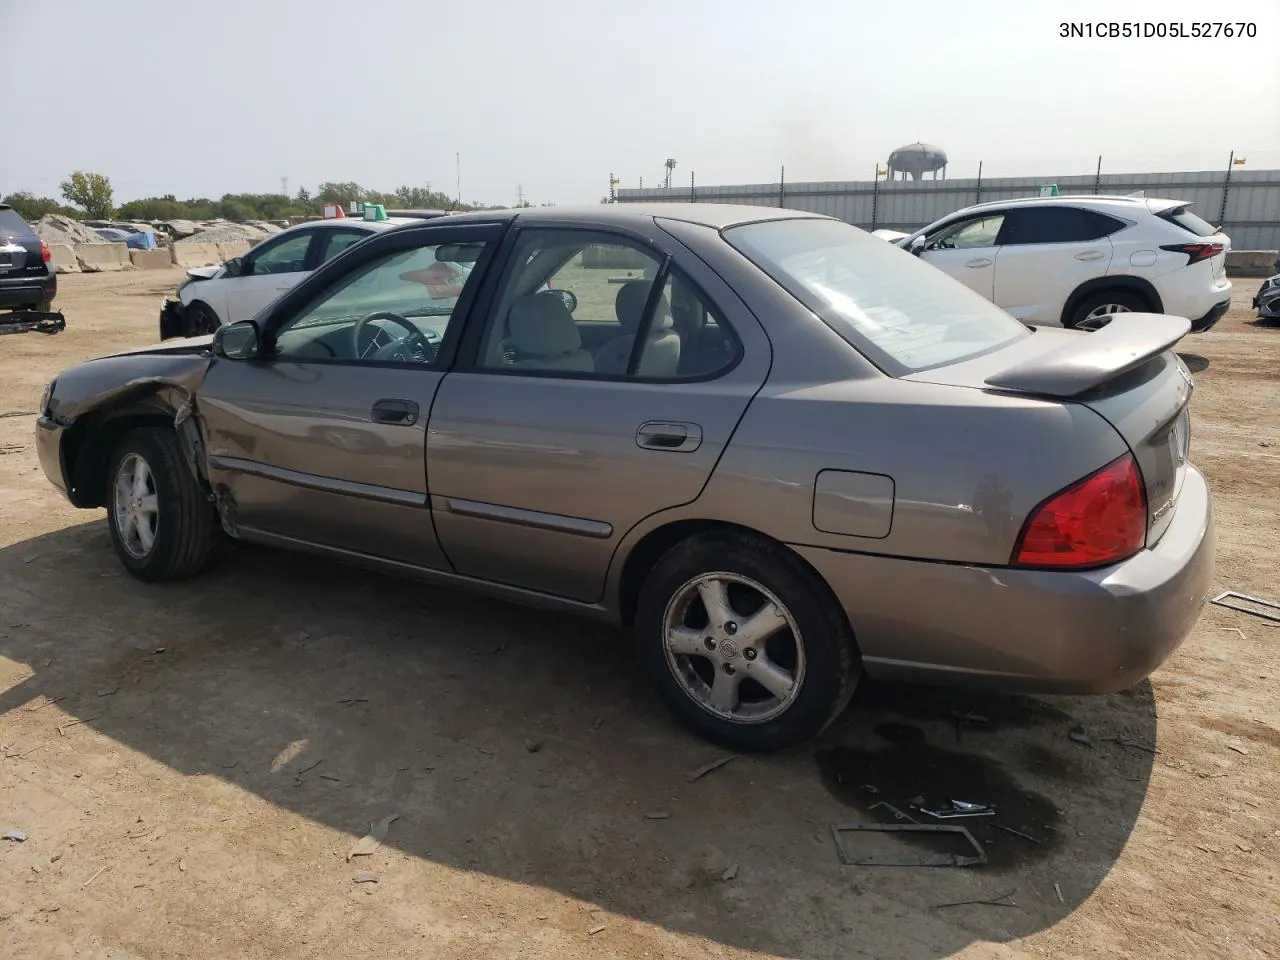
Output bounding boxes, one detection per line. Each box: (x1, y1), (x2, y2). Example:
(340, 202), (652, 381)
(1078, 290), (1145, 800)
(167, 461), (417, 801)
(0, 204), (56, 313)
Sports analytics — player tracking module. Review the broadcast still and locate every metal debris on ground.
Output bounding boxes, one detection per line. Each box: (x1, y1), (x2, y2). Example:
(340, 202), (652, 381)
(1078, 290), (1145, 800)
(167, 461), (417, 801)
(1228, 744), (1249, 755)
(57, 717), (98, 736)
(1209, 590), (1280, 623)
(26, 696), (64, 712)
(992, 824), (1042, 844)
(868, 801), (918, 823)
(81, 866), (109, 888)
(347, 814), (399, 862)
(919, 799), (996, 819)
(930, 890), (1018, 910)
(1104, 736), (1159, 754)
(645, 812), (670, 820)
(685, 755), (736, 782)
(1223, 627), (1247, 639)
(353, 874), (378, 884)
(1068, 725), (1094, 747)
(1054, 882), (1065, 903)
(4, 830), (27, 842)
(830, 822), (987, 867)
(721, 862), (739, 882)
(587, 924), (606, 936)
(178, 859), (187, 872)
(296, 758), (323, 777)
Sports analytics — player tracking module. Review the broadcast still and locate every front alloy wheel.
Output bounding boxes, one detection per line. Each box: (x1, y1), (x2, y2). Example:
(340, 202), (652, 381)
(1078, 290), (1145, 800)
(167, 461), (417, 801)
(113, 453), (160, 559)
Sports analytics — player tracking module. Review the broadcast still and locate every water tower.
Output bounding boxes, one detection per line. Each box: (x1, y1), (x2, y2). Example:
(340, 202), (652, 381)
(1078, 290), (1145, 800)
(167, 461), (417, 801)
(886, 143), (948, 180)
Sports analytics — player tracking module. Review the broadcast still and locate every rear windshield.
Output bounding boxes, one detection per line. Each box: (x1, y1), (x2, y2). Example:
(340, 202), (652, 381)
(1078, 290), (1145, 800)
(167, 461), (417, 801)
(0, 207), (35, 238)
(1158, 205), (1218, 238)
(724, 217), (1028, 374)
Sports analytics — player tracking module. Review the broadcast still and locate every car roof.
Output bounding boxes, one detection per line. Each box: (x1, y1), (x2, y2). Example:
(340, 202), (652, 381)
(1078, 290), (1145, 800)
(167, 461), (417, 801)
(955, 195), (1188, 214)
(393, 202), (831, 232)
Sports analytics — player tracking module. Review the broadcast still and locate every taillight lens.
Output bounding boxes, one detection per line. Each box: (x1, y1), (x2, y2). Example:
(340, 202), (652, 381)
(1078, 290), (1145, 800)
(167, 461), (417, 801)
(1159, 242), (1223, 265)
(1013, 453), (1147, 569)
(40, 239), (51, 263)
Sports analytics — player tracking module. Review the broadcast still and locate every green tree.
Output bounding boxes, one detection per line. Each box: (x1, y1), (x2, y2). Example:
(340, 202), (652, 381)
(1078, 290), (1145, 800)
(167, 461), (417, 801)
(1, 191), (78, 220)
(59, 170), (115, 219)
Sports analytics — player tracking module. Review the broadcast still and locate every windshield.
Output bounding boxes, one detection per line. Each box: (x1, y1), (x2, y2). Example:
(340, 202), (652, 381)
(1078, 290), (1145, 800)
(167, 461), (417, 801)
(724, 218), (1029, 374)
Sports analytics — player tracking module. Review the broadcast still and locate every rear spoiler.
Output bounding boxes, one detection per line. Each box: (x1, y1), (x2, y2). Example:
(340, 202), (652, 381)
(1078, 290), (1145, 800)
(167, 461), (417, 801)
(984, 314), (1190, 398)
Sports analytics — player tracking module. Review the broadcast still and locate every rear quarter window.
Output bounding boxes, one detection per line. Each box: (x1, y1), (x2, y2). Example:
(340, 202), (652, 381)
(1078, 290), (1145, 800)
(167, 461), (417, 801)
(1157, 205), (1219, 238)
(0, 207), (35, 237)
(998, 207), (1126, 244)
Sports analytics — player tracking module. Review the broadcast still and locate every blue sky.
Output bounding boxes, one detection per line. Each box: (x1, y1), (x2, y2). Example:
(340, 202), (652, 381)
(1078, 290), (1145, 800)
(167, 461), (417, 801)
(3, 0), (1277, 206)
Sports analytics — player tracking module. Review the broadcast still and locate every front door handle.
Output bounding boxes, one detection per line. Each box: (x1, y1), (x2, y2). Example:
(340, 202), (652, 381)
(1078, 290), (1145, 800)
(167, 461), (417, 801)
(1075, 250), (1105, 261)
(964, 258), (993, 268)
(637, 420), (702, 453)
(371, 398), (420, 425)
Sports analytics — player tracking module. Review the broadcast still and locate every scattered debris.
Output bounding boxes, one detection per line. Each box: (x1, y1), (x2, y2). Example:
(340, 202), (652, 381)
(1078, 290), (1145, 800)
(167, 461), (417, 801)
(353, 873), (378, 884)
(861, 784), (879, 795)
(296, 758), (323, 777)
(320, 774), (341, 782)
(26, 696), (64, 712)
(1236, 841), (1253, 853)
(50, 853), (61, 863)
(992, 824), (1042, 844)
(81, 866), (108, 888)
(868, 801), (918, 823)
(1228, 744), (1249, 756)
(1196, 844), (1221, 854)
(4, 830), (27, 843)
(930, 890), (1017, 910)
(337, 698), (368, 705)
(1054, 882), (1064, 904)
(685, 755), (736, 782)
(645, 812), (670, 821)
(178, 859), (187, 872)
(588, 924), (606, 936)
(1223, 627), (1247, 639)
(919, 800), (995, 819)
(57, 717), (98, 736)
(96, 686), (119, 698)
(1210, 590), (1280, 624)
(5, 742), (49, 761)
(1068, 725), (1094, 747)
(721, 862), (739, 882)
(592, 718), (604, 730)
(524, 738), (543, 753)
(1102, 736), (1159, 754)
(830, 822), (987, 867)
(347, 814), (399, 862)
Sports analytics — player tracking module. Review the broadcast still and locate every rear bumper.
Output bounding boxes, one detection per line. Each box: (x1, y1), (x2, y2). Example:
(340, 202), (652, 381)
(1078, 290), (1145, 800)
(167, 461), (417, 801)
(794, 465), (1215, 694)
(1189, 299), (1229, 332)
(0, 272), (56, 309)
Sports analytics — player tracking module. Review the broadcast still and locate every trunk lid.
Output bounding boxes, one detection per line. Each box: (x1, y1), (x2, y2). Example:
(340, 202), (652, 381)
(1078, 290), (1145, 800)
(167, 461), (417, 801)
(907, 314), (1195, 545)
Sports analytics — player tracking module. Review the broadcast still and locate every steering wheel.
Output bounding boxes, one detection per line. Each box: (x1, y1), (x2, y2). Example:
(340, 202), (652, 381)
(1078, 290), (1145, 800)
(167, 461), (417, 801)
(350, 311), (438, 363)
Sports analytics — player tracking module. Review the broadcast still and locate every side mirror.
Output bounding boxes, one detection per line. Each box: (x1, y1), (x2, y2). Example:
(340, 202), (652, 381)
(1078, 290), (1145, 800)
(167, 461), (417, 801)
(546, 288), (578, 313)
(908, 236), (927, 256)
(223, 256), (244, 277)
(211, 320), (261, 360)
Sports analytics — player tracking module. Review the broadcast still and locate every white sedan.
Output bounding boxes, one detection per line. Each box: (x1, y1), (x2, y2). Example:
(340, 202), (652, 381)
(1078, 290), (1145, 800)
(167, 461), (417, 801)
(159, 217), (430, 338)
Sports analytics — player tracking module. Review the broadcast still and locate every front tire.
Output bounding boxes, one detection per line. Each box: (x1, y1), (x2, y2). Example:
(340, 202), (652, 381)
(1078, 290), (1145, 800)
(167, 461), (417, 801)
(635, 531), (861, 753)
(106, 427), (220, 582)
(187, 301), (220, 336)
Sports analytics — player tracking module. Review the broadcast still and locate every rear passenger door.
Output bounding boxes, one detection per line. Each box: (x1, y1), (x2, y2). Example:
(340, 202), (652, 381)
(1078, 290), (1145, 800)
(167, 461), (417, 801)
(425, 225), (771, 602)
(992, 207), (1121, 325)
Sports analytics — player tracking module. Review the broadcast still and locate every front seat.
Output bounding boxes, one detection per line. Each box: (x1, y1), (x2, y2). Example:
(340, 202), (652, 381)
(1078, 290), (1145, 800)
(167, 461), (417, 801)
(595, 280), (681, 377)
(507, 292), (594, 372)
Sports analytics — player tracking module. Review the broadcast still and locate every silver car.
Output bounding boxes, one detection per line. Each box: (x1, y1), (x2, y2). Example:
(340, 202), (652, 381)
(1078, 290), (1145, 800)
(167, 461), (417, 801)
(34, 204), (1215, 752)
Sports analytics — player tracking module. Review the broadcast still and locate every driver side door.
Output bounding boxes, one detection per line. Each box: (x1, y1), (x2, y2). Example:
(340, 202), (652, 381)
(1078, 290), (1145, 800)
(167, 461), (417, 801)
(196, 223), (503, 569)
(917, 213), (1005, 302)
(224, 229), (320, 324)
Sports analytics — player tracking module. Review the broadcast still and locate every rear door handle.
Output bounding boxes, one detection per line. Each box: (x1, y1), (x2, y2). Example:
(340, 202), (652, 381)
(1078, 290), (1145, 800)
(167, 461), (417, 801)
(371, 398), (420, 425)
(1074, 250), (1105, 261)
(636, 420), (702, 453)
(964, 258), (993, 268)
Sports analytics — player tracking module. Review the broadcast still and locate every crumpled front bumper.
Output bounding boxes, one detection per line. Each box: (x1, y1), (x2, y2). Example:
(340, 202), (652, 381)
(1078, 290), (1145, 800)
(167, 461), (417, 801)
(159, 297), (190, 340)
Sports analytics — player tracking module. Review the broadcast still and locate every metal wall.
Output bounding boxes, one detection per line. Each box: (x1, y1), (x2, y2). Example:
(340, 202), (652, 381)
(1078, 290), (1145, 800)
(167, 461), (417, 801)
(616, 169), (1280, 250)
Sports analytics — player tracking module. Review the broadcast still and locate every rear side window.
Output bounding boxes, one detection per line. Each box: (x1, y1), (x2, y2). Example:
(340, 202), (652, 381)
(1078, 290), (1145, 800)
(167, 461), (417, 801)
(0, 207), (35, 237)
(1158, 205), (1218, 238)
(725, 217), (1029, 375)
(998, 207), (1125, 244)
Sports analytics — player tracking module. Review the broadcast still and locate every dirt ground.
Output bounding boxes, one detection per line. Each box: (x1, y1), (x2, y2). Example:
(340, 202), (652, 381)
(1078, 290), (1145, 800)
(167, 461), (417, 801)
(1, 268), (1278, 960)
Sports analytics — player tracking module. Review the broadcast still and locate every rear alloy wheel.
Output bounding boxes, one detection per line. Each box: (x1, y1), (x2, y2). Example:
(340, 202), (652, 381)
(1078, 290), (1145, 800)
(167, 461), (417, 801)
(1068, 291), (1147, 331)
(106, 427), (220, 582)
(636, 531), (860, 752)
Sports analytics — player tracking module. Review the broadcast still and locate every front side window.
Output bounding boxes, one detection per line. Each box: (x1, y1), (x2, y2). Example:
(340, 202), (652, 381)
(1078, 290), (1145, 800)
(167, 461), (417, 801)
(926, 215), (1004, 250)
(476, 228), (737, 380)
(245, 231), (313, 275)
(726, 217), (1028, 375)
(272, 241), (486, 365)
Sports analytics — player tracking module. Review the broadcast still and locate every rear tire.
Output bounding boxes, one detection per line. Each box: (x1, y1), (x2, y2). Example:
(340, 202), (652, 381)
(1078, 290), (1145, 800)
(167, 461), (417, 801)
(1067, 290), (1148, 331)
(106, 427), (220, 582)
(635, 530), (861, 753)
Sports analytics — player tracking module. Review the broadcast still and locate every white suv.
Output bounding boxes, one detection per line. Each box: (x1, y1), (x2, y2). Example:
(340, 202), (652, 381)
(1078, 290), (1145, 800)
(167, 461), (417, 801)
(896, 196), (1232, 331)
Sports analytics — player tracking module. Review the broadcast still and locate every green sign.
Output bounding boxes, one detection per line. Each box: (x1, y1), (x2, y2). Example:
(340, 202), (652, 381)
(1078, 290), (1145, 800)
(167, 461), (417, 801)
(1035, 184), (1060, 197)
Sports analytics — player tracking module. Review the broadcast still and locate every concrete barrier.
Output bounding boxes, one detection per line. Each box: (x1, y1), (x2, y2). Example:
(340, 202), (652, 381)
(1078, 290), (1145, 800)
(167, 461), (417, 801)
(74, 242), (130, 273)
(170, 242), (222, 268)
(48, 243), (80, 274)
(130, 248), (172, 270)
(216, 240), (252, 261)
(1226, 249), (1280, 278)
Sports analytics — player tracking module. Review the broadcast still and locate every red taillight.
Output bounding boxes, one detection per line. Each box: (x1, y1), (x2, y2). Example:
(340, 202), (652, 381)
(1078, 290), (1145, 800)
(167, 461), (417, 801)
(40, 239), (51, 263)
(1159, 242), (1223, 266)
(1012, 453), (1147, 569)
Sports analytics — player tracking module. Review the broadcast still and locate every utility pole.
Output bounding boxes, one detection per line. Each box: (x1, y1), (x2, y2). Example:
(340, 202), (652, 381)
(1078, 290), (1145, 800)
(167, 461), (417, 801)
(281, 176), (288, 197)
(1219, 150), (1238, 226)
(517, 184), (525, 206)
(455, 152), (461, 206)
(1093, 155), (1102, 195)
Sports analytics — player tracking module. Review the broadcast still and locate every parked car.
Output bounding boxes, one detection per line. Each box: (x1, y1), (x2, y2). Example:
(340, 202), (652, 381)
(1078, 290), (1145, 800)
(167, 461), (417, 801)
(35, 204), (1214, 752)
(896, 195), (1232, 332)
(1254, 275), (1280, 322)
(0, 204), (57, 314)
(160, 216), (440, 338)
